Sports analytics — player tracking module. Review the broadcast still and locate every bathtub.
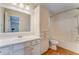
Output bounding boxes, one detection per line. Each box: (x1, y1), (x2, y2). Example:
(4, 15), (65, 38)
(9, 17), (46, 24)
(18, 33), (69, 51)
(56, 39), (79, 54)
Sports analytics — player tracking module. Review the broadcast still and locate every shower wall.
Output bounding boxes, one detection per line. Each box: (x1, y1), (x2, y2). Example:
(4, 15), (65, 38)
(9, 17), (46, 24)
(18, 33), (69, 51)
(50, 9), (79, 53)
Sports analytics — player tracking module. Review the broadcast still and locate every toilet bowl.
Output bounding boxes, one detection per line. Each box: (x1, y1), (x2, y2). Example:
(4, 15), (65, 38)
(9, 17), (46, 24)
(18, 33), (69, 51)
(49, 39), (59, 50)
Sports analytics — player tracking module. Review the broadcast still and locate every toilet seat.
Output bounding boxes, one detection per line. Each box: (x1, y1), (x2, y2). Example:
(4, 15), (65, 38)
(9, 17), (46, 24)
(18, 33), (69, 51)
(50, 39), (59, 45)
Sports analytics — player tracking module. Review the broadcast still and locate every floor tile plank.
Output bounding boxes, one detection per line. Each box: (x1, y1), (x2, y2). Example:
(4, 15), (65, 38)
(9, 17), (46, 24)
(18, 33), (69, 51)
(42, 47), (78, 55)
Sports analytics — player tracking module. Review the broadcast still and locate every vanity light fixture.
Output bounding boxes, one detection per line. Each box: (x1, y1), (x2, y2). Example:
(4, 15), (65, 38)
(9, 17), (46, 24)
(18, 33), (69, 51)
(19, 3), (24, 8)
(25, 5), (30, 10)
(12, 3), (17, 5)
(11, 3), (34, 11)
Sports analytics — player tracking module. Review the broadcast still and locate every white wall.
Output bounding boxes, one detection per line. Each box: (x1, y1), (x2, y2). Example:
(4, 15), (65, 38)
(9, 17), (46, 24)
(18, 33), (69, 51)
(51, 9), (79, 53)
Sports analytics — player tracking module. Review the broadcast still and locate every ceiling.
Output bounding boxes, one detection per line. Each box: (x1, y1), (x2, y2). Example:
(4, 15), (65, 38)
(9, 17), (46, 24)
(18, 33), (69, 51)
(41, 3), (79, 15)
(2, 3), (79, 15)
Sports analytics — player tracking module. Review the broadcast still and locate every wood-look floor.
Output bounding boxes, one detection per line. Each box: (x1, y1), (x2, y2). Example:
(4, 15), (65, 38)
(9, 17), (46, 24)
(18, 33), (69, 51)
(42, 47), (79, 55)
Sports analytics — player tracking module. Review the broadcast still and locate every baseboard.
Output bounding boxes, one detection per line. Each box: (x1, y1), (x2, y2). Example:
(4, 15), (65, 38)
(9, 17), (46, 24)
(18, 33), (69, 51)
(57, 46), (79, 55)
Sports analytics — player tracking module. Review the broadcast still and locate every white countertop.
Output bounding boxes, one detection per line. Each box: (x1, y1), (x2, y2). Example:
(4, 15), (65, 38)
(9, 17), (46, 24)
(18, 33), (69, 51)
(0, 35), (40, 48)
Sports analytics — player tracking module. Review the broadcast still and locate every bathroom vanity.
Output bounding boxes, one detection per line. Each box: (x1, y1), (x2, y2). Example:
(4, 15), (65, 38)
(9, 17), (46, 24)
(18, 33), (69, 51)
(0, 36), (40, 55)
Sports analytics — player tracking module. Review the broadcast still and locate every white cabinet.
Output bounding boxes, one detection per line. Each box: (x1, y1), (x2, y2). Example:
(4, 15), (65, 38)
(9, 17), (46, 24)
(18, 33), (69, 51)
(24, 39), (40, 55)
(12, 43), (24, 51)
(0, 46), (10, 55)
(13, 49), (24, 55)
(32, 44), (40, 55)
(24, 46), (32, 55)
(31, 39), (40, 55)
(12, 43), (24, 55)
(11, 39), (40, 55)
(0, 39), (40, 55)
(24, 41), (32, 55)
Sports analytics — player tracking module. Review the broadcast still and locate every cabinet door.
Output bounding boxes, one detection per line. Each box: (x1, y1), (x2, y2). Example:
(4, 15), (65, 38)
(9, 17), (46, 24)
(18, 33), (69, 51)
(24, 47), (32, 55)
(12, 43), (24, 51)
(32, 44), (40, 55)
(40, 32), (49, 54)
(13, 49), (24, 55)
(11, 43), (24, 55)
(0, 46), (10, 55)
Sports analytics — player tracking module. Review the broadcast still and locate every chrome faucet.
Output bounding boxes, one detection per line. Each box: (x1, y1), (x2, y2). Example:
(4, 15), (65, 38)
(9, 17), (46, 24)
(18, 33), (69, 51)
(18, 34), (22, 38)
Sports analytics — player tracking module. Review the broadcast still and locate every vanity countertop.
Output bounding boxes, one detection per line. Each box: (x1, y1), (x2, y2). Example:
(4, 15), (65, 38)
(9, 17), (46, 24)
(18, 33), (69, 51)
(0, 35), (40, 48)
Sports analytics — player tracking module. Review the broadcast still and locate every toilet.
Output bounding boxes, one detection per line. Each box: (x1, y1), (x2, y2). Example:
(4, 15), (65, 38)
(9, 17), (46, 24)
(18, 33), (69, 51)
(49, 39), (59, 50)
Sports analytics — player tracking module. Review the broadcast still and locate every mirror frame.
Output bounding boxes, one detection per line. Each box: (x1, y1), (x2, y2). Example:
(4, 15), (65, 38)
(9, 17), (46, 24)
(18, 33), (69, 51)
(0, 3), (34, 35)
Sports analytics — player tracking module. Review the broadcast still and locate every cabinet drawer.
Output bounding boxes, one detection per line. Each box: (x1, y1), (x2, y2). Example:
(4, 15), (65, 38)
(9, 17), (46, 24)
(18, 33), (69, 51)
(0, 46), (10, 55)
(24, 41), (32, 47)
(32, 39), (40, 45)
(32, 40), (37, 45)
(36, 39), (40, 44)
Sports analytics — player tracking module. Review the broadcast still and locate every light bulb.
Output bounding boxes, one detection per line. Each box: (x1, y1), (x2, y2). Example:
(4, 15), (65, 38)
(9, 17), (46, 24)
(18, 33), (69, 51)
(12, 3), (17, 5)
(19, 3), (24, 8)
(25, 5), (30, 10)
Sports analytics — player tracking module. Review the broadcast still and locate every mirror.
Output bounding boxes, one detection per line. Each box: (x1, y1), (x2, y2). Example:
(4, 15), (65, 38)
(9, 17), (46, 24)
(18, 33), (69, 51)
(0, 7), (31, 33)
